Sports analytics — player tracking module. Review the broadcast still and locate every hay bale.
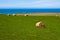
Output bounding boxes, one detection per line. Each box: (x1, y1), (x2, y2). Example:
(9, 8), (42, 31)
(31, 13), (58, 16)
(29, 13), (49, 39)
(12, 14), (16, 16)
(56, 15), (58, 17)
(7, 14), (10, 16)
(36, 21), (45, 28)
(24, 14), (28, 16)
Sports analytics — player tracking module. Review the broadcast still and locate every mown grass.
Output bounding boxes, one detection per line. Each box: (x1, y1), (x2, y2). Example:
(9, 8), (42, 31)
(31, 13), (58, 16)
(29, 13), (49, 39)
(0, 15), (60, 40)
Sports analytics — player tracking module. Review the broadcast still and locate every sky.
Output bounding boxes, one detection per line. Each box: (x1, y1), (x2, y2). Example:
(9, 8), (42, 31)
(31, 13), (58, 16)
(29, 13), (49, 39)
(0, 0), (60, 8)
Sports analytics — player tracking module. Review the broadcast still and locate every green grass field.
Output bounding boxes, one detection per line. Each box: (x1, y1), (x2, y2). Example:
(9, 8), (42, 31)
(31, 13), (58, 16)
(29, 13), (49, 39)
(0, 14), (60, 40)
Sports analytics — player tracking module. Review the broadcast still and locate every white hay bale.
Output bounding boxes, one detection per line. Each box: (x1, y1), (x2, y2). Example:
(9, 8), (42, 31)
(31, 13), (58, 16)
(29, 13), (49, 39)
(36, 21), (45, 27)
(7, 14), (10, 16)
(56, 15), (58, 17)
(36, 22), (40, 27)
(24, 14), (28, 16)
(13, 14), (15, 16)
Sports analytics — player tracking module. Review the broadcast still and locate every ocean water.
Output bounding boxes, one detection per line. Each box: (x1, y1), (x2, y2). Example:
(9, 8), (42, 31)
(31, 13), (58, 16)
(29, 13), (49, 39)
(0, 9), (60, 14)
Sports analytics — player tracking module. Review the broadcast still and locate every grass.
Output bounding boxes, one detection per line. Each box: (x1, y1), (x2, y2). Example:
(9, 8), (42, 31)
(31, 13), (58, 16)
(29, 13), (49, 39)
(0, 14), (60, 40)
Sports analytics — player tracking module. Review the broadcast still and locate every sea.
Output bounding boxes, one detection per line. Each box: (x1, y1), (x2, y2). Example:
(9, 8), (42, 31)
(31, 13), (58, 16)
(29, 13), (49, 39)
(0, 8), (60, 14)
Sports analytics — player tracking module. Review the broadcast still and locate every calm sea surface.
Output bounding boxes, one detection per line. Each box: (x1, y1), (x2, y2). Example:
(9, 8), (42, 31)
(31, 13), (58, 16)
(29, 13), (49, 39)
(0, 9), (60, 14)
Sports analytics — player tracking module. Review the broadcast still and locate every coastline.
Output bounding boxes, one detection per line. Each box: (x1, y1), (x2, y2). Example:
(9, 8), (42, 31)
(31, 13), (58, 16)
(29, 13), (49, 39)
(0, 13), (60, 16)
(14, 13), (60, 16)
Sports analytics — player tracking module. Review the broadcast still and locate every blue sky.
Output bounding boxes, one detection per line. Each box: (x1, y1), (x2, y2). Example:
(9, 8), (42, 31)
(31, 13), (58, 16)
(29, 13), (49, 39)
(0, 0), (60, 8)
